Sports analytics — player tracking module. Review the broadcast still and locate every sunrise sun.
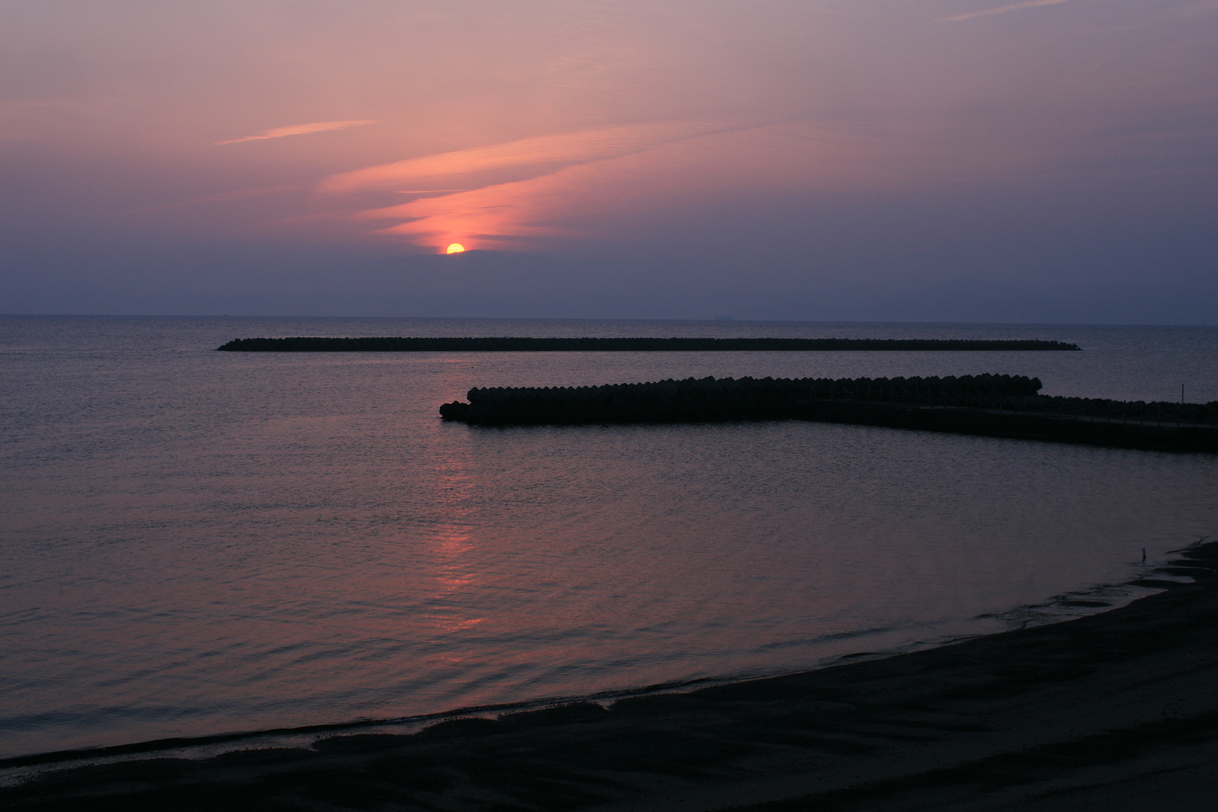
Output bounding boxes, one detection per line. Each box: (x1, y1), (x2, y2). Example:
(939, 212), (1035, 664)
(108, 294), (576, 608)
(445, 243), (466, 254)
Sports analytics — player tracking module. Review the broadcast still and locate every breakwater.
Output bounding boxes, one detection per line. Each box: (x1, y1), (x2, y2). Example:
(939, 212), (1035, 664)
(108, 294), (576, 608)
(216, 337), (1081, 352)
(439, 375), (1218, 452)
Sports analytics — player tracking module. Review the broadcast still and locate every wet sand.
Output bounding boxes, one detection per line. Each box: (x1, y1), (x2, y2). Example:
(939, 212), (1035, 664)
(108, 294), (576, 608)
(4, 542), (1217, 811)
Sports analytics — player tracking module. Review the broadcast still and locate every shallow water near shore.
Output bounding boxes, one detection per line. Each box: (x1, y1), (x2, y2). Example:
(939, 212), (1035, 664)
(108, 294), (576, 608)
(2, 316), (1217, 760)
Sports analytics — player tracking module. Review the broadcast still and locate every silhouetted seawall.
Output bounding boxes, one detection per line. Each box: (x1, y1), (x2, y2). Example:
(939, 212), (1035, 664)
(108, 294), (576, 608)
(441, 374), (1041, 424)
(216, 337), (1082, 352)
(438, 375), (1218, 453)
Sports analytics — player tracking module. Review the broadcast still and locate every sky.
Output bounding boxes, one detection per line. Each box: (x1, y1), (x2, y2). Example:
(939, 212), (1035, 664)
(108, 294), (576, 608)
(1, 0), (1216, 323)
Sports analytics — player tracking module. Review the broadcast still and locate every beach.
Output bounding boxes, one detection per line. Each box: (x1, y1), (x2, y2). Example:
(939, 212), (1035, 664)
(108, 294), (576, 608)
(5, 540), (1216, 811)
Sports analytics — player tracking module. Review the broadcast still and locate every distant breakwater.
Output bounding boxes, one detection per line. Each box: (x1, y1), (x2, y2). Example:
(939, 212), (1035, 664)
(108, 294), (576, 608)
(216, 337), (1082, 352)
(439, 375), (1218, 453)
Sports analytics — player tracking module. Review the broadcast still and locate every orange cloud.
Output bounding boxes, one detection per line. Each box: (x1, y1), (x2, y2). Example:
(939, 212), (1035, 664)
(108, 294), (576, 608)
(353, 173), (581, 250)
(317, 121), (728, 194)
(317, 120), (745, 252)
(328, 120), (906, 253)
(216, 119), (378, 145)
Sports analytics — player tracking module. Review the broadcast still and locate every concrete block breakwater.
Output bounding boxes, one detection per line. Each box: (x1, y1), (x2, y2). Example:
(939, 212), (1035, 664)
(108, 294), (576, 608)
(441, 374), (1040, 423)
(216, 337), (1082, 352)
(439, 375), (1218, 452)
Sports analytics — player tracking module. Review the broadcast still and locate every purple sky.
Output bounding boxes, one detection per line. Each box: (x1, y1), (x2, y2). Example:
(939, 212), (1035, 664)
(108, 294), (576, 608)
(2, 0), (1216, 322)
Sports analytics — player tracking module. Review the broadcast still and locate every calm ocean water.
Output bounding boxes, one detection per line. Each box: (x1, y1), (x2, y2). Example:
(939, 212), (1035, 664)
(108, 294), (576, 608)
(2, 316), (1217, 761)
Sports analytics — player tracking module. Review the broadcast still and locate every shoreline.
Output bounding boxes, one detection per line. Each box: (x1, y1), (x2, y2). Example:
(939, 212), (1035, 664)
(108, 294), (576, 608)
(0, 564), (1164, 774)
(4, 541), (1217, 810)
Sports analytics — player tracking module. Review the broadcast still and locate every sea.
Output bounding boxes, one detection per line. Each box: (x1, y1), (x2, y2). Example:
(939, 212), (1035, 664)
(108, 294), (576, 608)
(2, 315), (1217, 763)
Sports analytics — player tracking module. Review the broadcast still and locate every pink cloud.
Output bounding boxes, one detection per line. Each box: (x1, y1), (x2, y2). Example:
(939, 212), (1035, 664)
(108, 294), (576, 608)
(215, 119), (378, 145)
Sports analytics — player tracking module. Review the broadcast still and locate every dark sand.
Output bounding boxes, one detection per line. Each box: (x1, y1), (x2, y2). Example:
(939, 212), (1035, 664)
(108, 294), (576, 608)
(4, 543), (1217, 811)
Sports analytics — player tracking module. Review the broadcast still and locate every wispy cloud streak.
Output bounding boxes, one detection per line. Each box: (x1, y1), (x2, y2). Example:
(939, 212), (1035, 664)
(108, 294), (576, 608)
(939, 0), (1072, 23)
(320, 120), (885, 253)
(316, 121), (745, 251)
(216, 119), (377, 145)
(318, 121), (726, 194)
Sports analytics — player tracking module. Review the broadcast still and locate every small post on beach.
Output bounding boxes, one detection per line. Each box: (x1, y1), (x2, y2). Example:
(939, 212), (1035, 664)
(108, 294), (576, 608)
(1142, 548), (1147, 563)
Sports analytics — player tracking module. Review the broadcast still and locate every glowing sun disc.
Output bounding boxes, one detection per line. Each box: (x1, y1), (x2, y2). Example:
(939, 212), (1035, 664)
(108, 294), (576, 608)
(446, 243), (466, 254)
